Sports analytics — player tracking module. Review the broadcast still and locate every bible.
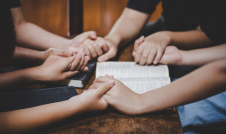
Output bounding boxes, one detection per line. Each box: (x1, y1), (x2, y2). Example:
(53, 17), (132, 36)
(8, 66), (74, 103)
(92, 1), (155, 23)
(96, 62), (171, 94)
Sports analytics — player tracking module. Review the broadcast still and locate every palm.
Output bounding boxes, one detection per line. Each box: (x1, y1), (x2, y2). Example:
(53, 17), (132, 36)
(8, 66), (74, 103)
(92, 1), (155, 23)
(160, 46), (182, 65)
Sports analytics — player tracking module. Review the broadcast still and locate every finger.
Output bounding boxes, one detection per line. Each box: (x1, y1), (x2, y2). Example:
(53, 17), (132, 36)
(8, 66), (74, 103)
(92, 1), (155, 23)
(75, 53), (85, 71)
(88, 31), (97, 40)
(87, 42), (97, 58)
(81, 56), (89, 72)
(69, 54), (82, 71)
(109, 75), (114, 78)
(92, 41), (103, 56)
(146, 50), (156, 65)
(63, 71), (79, 78)
(153, 48), (164, 65)
(95, 80), (115, 98)
(134, 36), (145, 52)
(102, 43), (109, 53)
(84, 47), (91, 60)
(139, 36), (145, 43)
(94, 76), (113, 83)
(135, 44), (145, 63)
(88, 82), (102, 89)
(98, 48), (115, 62)
(132, 51), (136, 57)
(105, 74), (109, 77)
(139, 48), (150, 65)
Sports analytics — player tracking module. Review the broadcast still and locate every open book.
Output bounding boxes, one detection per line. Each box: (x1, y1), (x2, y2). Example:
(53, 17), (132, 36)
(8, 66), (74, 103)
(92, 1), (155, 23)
(96, 62), (171, 94)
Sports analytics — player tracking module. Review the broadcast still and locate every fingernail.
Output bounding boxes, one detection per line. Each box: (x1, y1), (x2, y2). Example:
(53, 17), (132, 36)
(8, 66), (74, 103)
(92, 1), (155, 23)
(108, 80), (115, 86)
(68, 50), (73, 56)
(84, 66), (89, 71)
(132, 51), (136, 56)
(98, 57), (103, 62)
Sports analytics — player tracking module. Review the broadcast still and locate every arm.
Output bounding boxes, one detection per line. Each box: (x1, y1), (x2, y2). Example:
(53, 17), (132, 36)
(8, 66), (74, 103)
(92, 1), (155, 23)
(82, 8), (150, 62)
(0, 55), (87, 92)
(11, 46), (73, 65)
(133, 27), (212, 65)
(93, 59), (226, 115)
(11, 7), (71, 50)
(0, 80), (114, 134)
(160, 43), (226, 66)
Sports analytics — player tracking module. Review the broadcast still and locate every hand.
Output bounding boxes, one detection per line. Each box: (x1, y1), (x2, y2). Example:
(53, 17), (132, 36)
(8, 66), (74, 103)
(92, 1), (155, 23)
(84, 37), (117, 62)
(133, 31), (172, 65)
(41, 48), (74, 62)
(65, 31), (97, 54)
(69, 80), (115, 112)
(34, 55), (86, 82)
(159, 46), (184, 65)
(90, 76), (143, 115)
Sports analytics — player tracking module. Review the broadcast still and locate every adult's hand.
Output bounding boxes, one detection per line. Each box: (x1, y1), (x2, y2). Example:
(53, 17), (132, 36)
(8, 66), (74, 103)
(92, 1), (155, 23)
(69, 80), (115, 112)
(133, 31), (172, 65)
(90, 76), (143, 115)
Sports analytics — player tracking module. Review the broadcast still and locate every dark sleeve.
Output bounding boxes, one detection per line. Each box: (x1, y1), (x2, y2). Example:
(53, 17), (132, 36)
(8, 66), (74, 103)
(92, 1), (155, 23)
(126, 0), (160, 14)
(9, 0), (21, 8)
(200, 2), (226, 45)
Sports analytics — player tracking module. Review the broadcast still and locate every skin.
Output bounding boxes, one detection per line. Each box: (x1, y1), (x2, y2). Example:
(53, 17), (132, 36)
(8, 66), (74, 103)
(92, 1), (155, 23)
(0, 80), (115, 134)
(0, 55), (86, 92)
(77, 7), (211, 65)
(133, 37), (226, 66)
(89, 58), (226, 115)
(10, 7), (96, 70)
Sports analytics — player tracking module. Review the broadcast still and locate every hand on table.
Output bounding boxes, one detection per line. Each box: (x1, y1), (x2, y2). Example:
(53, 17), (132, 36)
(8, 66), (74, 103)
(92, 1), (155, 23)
(69, 79), (115, 112)
(132, 31), (172, 65)
(86, 76), (143, 115)
(34, 54), (88, 82)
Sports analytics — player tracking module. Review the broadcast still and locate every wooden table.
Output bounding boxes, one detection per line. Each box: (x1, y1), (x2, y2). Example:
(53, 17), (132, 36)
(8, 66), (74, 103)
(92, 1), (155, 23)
(33, 42), (183, 134)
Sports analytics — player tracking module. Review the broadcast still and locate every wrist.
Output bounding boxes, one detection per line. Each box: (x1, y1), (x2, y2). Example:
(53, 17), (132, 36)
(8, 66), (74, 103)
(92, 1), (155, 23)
(105, 34), (121, 47)
(179, 50), (189, 65)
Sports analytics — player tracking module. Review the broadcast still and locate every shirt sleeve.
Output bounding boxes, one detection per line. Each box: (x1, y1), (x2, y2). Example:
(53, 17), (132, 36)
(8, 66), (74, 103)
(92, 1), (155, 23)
(9, 0), (21, 8)
(126, 0), (160, 14)
(200, 2), (226, 45)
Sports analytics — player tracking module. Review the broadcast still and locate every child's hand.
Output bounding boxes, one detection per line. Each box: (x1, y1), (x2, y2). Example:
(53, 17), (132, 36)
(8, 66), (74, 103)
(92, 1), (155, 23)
(159, 46), (183, 65)
(34, 54), (87, 82)
(133, 31), (172, 65)
(69, 80), (115, 112)
(91, 76), (143, 115)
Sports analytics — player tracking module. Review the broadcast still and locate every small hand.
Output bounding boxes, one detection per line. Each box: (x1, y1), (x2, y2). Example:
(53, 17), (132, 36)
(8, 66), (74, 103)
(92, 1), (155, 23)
(35, 54), (86, 82)
(69, 80), (115, 112)
(65, 31), (97, 54)
(159, 46), (183, 65)
(133, 31), (172, 65)
(89, 76), (143, 115)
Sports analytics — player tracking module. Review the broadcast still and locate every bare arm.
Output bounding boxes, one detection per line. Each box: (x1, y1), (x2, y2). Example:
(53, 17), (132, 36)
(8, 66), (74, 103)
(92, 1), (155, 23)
(93, 58), (226, 115)
(160, 43), (226, 66)
(105, 8), (150, 47)
(0, 81), (114, 134)
(11, 7), (71, 50)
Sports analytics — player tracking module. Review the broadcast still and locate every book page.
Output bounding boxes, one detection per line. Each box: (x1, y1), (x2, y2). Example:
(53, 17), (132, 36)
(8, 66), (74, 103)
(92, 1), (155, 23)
(117, 77), (171, 94)
(96, 62), (169, 78)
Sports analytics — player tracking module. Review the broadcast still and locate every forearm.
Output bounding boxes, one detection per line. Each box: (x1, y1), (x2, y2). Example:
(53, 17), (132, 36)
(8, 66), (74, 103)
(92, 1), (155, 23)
(105, 8), (149, 47)
(12, 46), (45, 65)
(168, 30), (212, 49)
(140, 58), (226, 113)
(0, 67), (38, 92)
(16, 22), (70, 50)
(0, 99), (81, 134)
(180, 43), (226, 66)
(11, 7), (71, 50)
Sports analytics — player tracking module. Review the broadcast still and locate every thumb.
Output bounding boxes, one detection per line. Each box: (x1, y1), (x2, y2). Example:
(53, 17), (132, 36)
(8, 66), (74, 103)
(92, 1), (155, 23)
(96, 80), (115, 98)
(63, 71), (79, 78)
(134, 36), (145, 52)
(84, 31), (97, 40)
(98, 49), (116, 62)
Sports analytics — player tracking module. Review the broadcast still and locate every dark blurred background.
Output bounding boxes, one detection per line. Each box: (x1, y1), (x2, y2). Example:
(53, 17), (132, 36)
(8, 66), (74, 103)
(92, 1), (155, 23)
(20, 0), (162, 37)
